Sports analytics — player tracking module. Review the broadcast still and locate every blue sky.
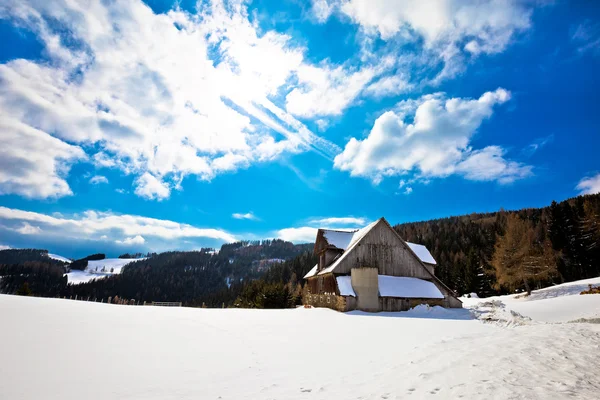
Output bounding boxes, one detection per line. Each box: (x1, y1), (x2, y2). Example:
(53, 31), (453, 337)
(0, 0), (599, 258)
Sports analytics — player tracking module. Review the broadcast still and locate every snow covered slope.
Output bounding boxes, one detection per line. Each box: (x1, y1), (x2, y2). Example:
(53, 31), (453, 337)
(66, 258), (143, 284)
(47, 253), (71, 263)
(462, 276), (600, 323)
(1, 287), (599, 400)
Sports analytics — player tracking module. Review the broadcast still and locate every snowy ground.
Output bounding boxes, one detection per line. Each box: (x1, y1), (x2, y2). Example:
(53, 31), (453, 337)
(65, 258), (143, 284)
(1, 279), (599, 399)
(462, 276), (600, 323)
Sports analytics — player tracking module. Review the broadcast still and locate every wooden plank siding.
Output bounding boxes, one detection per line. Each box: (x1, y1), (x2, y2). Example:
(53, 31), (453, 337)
(306, 274), (338, 295)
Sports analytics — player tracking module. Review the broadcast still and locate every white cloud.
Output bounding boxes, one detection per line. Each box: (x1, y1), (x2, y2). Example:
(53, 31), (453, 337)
(15, 222), (42, 235)
(340, 0), (534, 82)
(308, 217), (366, 226)
(0, 117), (85, 198)
(0, 206), (237, 246)
(276, 227), (319, 243)
(404, 187), (413, 195)
(232, 212), (259, 221)
(334, 88), (532, 184)
(134, 173), (171, 201)
(576, 173), (600, 195)
(115, 235), (145, 246)
(285, 63), (377, 118)
(0, 244), (11, 250)
(455, 146), (532, 184)
(341, 0), (531, 49)
(89, 175), (109, 185)
(277, 216), (368, 243)
(0, 0), (342, 200)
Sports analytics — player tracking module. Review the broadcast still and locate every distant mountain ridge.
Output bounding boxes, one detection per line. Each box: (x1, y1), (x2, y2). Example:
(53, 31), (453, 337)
(1, 193), (599, 307)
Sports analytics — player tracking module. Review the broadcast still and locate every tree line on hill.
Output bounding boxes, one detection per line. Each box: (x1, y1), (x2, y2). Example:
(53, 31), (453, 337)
(1, 193), (598, 307)
(0, 240), (313, 307)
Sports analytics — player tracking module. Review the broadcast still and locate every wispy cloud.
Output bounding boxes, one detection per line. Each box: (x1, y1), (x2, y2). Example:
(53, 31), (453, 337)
(89, 175), (109, 185)
(0, 206), (237, 249)
(571, 20), (600, 56)
(576, 173), (600, 195)
(308, 217), (366, 226)
(15, 222), (42, 235)
(522, 134), (554, 157)
(232, 212), (259, 221)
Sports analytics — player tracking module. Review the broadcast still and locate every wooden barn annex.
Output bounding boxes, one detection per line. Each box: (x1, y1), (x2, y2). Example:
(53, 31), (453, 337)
(303, 217), (462, 312)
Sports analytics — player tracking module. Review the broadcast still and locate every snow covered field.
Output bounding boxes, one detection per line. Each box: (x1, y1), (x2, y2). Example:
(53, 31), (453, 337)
(65, 258), (143, 284)
(1, 279), (599, 399)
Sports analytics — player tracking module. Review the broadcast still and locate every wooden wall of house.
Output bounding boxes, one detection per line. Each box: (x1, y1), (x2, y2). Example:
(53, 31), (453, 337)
(303, 292), (348, 311)
(319, 249), (342, 270)
(379, 297), (444, 311)
(306, 275), (338, 295)
(333, 222), (431, 280)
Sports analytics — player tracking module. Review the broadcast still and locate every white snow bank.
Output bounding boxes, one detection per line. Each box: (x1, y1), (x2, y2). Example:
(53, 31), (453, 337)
(66, 258), (144, 284)
(336, 276), (355, 296)
(463, 276), (600, 323)
(47, 253), (71, 263)
(406, 242), (437, 265)
(378, 275), (444, 299)
(1, 295), (599, 400)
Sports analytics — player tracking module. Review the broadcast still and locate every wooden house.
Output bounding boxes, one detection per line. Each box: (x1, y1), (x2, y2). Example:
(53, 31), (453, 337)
(303, 217), (462, 312)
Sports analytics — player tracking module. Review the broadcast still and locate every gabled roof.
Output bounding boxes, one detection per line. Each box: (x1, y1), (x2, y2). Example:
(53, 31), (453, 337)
(318, 219), (380, 275)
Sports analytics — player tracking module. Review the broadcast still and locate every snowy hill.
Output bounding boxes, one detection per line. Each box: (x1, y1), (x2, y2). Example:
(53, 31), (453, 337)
(47, 253), (71, 263)
(66, 258), (143, 284)
(0, 277), (599, 399)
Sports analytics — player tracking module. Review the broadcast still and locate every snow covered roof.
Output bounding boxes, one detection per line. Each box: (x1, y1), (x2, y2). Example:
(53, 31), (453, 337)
(303, 264), (318, 279)
(406, 242), (436, 265)
(321, 229), (358, 250)
(334, 275), (443, 299)
(378, 276), (444, 299)
(318, 220), (379, 275)
(336, 276), (355, 297)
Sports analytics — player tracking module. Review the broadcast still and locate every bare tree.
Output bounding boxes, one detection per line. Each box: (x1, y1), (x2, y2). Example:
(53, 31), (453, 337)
(492, 214), (557, 295)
